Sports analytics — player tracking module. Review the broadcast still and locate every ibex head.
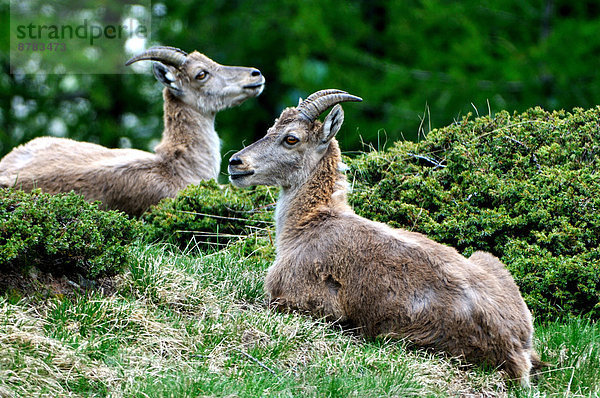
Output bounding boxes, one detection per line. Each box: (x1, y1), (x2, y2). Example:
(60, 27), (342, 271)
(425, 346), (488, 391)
(126, 46), (265, 114)
(228, 89), (362, 189)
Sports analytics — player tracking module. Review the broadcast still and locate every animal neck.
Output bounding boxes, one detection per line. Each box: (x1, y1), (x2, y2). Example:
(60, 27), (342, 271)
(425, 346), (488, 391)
(275, 140), (351, 243)
(154, 89), (221, 180)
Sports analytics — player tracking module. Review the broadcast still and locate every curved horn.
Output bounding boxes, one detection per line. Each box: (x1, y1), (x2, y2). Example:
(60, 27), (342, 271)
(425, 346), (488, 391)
(297, 89), (362, 122)
(125, 46), (188, 67)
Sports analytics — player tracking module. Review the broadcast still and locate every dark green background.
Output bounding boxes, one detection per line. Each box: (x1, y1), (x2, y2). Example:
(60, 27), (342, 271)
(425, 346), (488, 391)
(2, 0), (600, 181)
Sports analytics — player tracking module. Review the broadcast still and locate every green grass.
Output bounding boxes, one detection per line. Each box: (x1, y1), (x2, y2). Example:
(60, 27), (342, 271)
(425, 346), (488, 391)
(1, 242), (599, 397)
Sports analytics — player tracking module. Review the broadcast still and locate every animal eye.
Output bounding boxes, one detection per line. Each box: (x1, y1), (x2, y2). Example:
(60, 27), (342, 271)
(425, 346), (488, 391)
(284, 135), (299, 145)
(195, 70), (208, 80)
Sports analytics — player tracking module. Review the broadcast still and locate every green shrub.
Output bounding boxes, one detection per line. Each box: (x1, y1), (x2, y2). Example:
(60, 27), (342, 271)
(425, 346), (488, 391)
(142, 180), (276, 254)
(348, 107), (600, 321)
(0, 189), (140, 279)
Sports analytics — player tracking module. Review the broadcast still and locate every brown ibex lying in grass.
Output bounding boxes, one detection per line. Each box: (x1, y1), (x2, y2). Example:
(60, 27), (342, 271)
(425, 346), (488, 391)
(228, 89), (545, 387)
(0, 46), (265, 216)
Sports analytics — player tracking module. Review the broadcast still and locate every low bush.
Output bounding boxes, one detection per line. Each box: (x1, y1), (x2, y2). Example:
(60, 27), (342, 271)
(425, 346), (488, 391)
(142, 181), (276, 255)
(348, 107), (600, 321)
(0, 189), (140, 279)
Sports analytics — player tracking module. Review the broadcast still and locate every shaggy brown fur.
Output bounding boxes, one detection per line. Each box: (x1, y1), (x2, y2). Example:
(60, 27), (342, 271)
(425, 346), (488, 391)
(0, 50), (264, 216)
(229, 99), (543, 387)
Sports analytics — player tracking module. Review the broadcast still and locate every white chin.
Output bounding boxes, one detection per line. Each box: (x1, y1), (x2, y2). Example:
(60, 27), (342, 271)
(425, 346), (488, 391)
(230, 97), (246, 107)
(229, 177), (251, 187)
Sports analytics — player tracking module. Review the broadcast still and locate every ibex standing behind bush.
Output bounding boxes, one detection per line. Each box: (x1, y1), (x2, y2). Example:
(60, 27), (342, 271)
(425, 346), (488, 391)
(0, 46), (265, 216)
(228, 89), (545, 387)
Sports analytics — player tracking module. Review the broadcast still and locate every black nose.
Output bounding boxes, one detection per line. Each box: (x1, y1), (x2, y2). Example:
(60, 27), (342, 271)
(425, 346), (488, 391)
(229, 157), (243, 166)
(250, 69), (261, 77)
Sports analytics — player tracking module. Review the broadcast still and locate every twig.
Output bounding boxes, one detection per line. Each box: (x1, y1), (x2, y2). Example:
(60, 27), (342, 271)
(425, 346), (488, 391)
(233, 348), (281, 380)
(410, 208), (424, 231)
(501, 136), (542, 172)
(176, 210), (273, 225)
(66, 280), (82, 290)
(565, 366), (575, 398)
(502, 135), (527, 148)
(407, 153), (447, 168)
(477, 120), (558, 140)
(175, 231), (248, 238)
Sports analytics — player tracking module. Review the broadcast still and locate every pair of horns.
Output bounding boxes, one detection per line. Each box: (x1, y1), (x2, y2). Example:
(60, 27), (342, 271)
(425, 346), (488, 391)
(298, 89), (362, 122)
(125, 46), (188, 67)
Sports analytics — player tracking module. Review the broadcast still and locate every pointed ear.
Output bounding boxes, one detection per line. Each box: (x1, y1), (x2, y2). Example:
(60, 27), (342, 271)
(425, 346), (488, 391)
(152, 62), (183, 96)
(318, 104), (344, 152)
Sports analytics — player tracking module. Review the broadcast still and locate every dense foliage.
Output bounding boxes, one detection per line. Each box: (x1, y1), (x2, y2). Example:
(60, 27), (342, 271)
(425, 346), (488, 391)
(349, 106), (600, 321)
(0, 189), (140, 278)
(3, 1), (600, 180)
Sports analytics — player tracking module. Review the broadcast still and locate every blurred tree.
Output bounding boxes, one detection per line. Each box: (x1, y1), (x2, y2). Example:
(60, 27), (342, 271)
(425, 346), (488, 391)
(2, 0), (600, 181)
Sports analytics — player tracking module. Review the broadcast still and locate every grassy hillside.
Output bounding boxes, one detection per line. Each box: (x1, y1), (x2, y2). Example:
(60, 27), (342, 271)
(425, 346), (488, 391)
(1, 243), (599, 397)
